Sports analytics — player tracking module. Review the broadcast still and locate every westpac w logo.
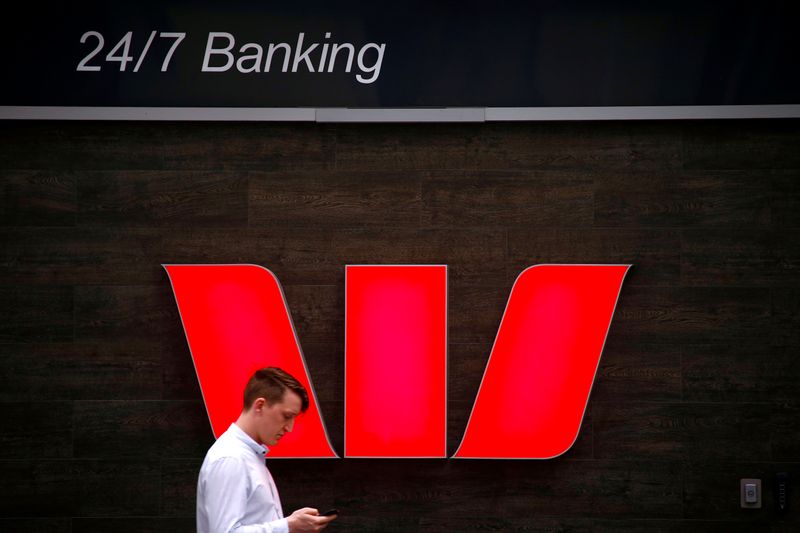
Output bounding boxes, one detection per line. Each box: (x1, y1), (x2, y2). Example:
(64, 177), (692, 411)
(165, 264), (629, 460)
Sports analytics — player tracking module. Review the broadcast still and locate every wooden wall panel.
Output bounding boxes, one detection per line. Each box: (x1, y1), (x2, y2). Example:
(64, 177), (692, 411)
(0, 119), (798, 531)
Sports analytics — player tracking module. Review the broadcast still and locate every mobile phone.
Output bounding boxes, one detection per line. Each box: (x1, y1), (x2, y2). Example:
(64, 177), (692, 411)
(321, 508), (339, 516)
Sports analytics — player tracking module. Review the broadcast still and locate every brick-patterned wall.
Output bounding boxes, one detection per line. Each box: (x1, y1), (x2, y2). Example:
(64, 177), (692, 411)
(1, 120), (798, 532)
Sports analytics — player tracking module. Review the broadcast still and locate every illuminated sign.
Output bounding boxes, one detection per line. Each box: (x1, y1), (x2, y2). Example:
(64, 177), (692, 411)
(345, 265), (447, 458)
(165, 264), (337, 458)
(165, 263), (629, 459)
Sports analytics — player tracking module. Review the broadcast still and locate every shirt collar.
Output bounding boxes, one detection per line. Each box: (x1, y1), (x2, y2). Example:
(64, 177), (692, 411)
(230, 423), (270, 458)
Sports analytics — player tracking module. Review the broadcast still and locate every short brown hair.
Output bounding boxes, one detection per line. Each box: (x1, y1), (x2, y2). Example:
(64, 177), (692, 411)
(243, 367), (309, 413)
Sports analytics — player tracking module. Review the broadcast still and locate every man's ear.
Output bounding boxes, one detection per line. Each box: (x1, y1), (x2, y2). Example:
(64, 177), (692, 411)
(252, 397), (267, 412)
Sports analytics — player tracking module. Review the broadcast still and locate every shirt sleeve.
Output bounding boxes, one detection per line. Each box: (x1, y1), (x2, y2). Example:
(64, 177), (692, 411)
(200, 457), (290, 533)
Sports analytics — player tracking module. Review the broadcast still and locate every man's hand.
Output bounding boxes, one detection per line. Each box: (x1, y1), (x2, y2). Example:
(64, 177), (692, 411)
(287, 507), (336, 532)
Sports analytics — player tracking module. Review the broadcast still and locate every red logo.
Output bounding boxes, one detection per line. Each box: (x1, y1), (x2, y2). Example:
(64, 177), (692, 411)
(165, 264), (629, 459)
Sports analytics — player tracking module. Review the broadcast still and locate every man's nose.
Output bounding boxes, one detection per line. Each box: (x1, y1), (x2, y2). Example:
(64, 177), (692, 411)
(285, 419), (295, 432)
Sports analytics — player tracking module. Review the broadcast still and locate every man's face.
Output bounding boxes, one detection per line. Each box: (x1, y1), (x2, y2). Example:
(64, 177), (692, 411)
(253, 389), (303, 447)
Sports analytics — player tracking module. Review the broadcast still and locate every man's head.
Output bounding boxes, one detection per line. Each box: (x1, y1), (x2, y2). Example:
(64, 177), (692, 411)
(241, 367), (309, 447)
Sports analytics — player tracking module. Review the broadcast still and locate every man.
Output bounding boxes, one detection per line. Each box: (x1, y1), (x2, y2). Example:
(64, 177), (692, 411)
(197, 367), (337, 533)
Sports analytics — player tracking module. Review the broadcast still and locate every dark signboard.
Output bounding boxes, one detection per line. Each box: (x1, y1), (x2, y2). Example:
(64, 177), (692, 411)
(3, 1), (799, 119)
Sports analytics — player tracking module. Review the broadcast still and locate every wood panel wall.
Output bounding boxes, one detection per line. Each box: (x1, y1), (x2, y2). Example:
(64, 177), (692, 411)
(1, 119), (798, 532)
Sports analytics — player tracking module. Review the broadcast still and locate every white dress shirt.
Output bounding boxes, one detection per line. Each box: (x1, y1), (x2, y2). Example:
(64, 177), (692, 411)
(197, 423), (289, 533)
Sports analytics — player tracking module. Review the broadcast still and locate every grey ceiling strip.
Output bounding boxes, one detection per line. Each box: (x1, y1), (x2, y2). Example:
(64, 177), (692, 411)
(0, 106), (316, 121)
(315, 108), (486, 122)
(485, 105), (800, 121)
(1, 105), (799, 122)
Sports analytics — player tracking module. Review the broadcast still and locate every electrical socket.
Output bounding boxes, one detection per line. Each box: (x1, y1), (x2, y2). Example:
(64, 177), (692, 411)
(740, 478), (762, 509)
